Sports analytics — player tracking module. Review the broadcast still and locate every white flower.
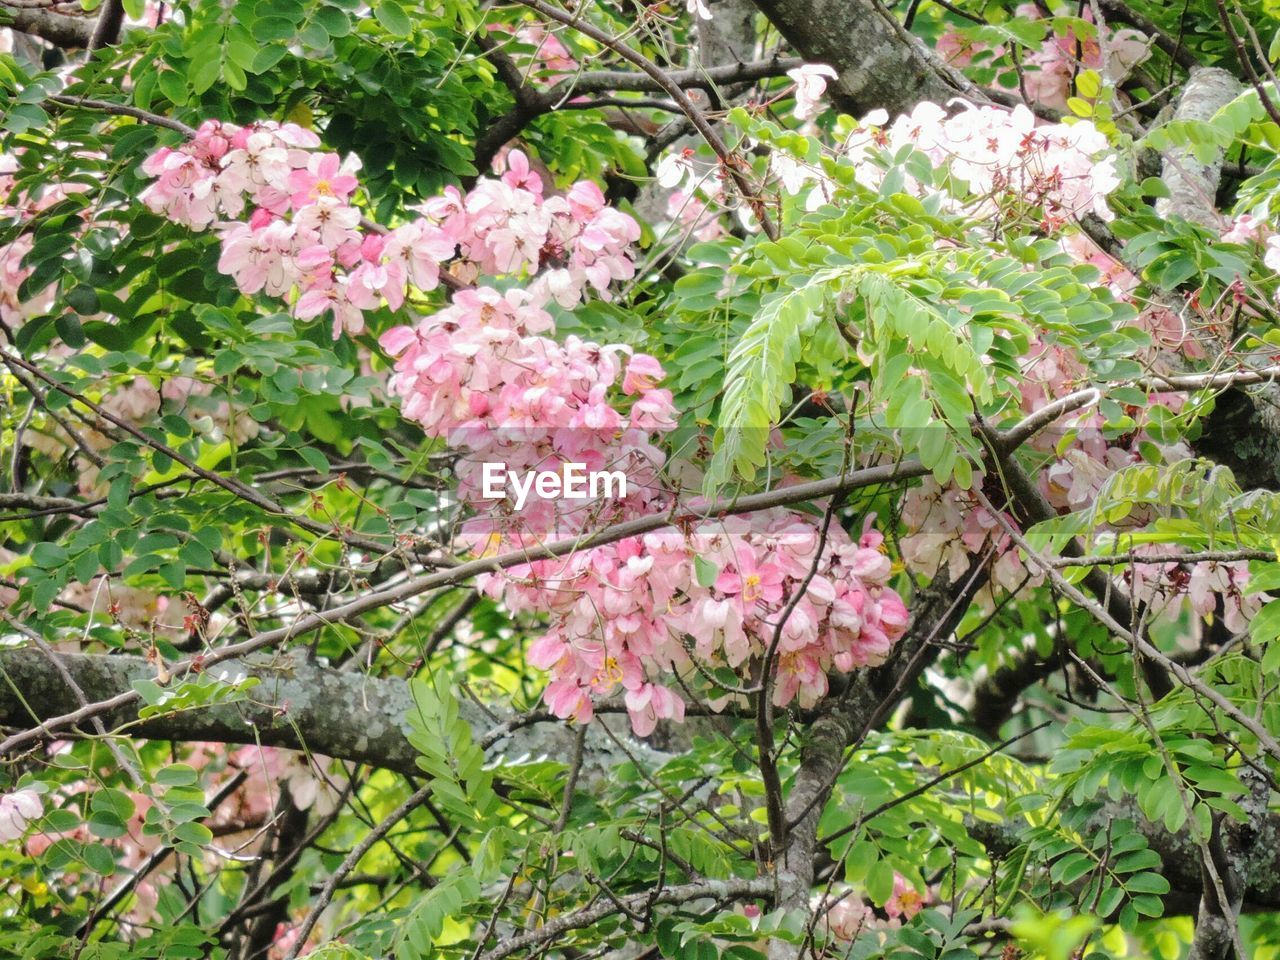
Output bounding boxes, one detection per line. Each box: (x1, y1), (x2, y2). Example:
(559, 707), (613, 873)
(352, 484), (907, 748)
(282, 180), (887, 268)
(0, 789), (42, 843)
(772, 153), (812, 196)
(786, 64), (838, 121)
(655, 151), (694, 190)
(686, 0), (712, 20)
(1264, 235), (1280, 272)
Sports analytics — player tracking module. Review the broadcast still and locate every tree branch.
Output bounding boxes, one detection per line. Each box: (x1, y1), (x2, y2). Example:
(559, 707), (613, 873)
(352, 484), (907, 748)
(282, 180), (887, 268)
(87, 0), (124, 51)
(0, 648), (677, 789)
(0, 2), (92, 48)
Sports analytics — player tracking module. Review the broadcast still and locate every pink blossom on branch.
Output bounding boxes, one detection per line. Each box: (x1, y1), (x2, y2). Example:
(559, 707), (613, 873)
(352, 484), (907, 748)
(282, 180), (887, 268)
(141, 120), (911, 734)
(140, 124), (639, 336)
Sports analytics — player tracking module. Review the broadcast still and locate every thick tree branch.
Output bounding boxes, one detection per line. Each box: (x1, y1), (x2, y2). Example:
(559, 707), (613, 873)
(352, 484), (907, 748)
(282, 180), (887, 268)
(1155, 67), (1242, 226)
(0, 649), (425, 774)
(768, 561), (989, 960)
(0, 649), (675, 789)
(0, 2), (92, 48)
(562, 57), (803, 95)
(87, 0), (123, 51)
(747, 0), (980, 117)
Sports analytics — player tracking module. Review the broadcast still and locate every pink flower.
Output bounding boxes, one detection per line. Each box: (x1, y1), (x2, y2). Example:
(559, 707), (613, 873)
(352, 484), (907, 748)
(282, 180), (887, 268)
(885, 874), (929, 920)
(624, 682), (685, 736)
(685, 596), (750, 665)
(716, 550), (785, 606)
(544, 678), (595, 724)
(823, 892), (868, 941)
(287, 151), (359, 209)
(786, 64), (839, 121)
(622, 354), (665, 394)
(1264, 235), (1280, 272)
(1222, 214), (1266, 245)
(498, 149), (543, 196)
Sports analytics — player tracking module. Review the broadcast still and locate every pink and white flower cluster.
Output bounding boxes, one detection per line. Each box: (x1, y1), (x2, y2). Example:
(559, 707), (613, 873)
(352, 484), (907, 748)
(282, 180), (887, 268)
(771, 100), (1119, 231)
(420, 150), (641, 307)
(144, 120), (911, 736)
(818, 873), (931, 944)
(1013, 3), (1150, 112)
(858, 100), (1119, 227)
(379, 284), (677, 541)
(514, 510), (908, 731)
(140, 122), (639, 337)
(787, 63), (839, 122)
(487, 21), (578, 77)
(900, 478), (1035, 602)
(936, 5), (1148, 111)
(1123, 547), (1263, 634)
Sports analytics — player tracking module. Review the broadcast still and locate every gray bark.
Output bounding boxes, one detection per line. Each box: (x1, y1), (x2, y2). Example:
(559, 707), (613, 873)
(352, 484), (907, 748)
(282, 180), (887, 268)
(632, 0), (760, 227)
(767, 568), (985, 959)
(747, 0), (975, 117)
(1156, 68), (1241, 227)
(0, 3), (93, 48)
(0, 649), (664, 788)
(1152, 69), (1280, 491)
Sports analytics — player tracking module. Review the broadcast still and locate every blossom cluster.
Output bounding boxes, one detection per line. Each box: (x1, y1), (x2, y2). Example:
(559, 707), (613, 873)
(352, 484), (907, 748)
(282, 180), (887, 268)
(819, 874), (930, 944)
(487, 21), (578, 78)
(142, 124), (912, 735)
(936, 3), (1149, 111)
(838, 100), (1119, 228)
(377, 281), (909, 729)
(509, 510), (909, 731)
(379, 286), (677, 541)
(140, 121), (639, 337)
(662, 97), (1121, 245)
(899, 479), (1035, 602)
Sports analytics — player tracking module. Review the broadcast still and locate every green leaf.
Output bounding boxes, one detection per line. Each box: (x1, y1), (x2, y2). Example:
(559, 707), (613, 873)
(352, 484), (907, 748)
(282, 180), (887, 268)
(866, 859), (895, 905)
(298, 446), (330, 475)
(82, 843), (117, 875)
(32, 542), (69, 568)
(174, 821), (213, 846)
(189, 56), (221, 95)
(252, 16), (297, 41)
(373, 1), (411, 36)
(694, 555), (719, 589)
(156, 764), (199, 787)
(1252, 599), (1280, 649)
